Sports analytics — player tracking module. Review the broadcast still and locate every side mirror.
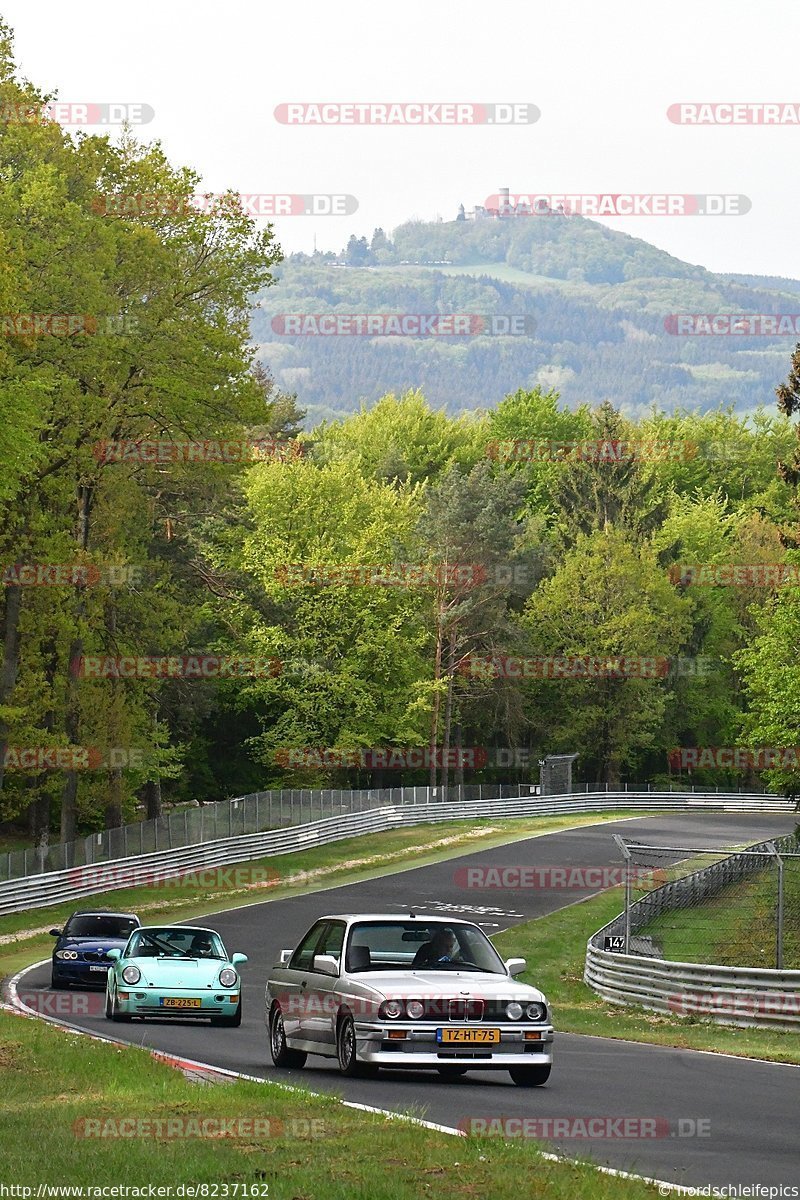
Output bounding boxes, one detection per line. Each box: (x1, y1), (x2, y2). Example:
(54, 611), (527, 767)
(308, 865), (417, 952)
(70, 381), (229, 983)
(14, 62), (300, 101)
(106, 949), (122, 961)
(312, 954), (340, 977)
(231, 953), (248, 966)
(279, 949), (293, 966)
(505, 957), (527, 977)
(49, 929), (61, 937)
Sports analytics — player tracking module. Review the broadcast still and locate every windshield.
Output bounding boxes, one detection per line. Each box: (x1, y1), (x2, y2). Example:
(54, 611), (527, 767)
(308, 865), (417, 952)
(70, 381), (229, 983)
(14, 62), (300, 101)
(126, 928), (227, 960)
(345, 922), (505, 973)
(64, 915), (138, 940)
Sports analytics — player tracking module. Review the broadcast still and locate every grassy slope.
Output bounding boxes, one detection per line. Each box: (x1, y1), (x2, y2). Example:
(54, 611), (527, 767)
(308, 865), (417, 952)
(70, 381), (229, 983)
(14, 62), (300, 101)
(0, 1011), (658, 1197)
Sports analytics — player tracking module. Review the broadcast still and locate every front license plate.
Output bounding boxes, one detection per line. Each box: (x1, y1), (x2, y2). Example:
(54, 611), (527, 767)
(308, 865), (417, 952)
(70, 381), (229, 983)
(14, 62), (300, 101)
(160, 998), (202, 1008)
(436, 1027), (500, 1044)
(89, 965), (108, 972)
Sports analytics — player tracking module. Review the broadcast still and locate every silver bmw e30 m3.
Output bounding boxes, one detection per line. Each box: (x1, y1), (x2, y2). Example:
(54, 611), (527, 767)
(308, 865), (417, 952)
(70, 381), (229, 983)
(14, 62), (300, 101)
(265, 913), (554, 1086)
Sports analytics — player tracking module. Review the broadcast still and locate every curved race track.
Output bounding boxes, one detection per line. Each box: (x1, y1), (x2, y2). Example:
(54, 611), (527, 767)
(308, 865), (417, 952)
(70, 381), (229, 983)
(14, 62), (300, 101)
(16, 813), (800, 1190)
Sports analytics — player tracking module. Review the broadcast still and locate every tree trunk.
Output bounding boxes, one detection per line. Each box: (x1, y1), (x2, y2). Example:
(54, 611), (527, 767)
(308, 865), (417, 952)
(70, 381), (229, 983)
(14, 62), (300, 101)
(143, 777), (162, 820)
(440, 631), (456, 798)
(60, 483), (93, 840)
(428, 605), (444, 790)
(0, 585), (23, 792)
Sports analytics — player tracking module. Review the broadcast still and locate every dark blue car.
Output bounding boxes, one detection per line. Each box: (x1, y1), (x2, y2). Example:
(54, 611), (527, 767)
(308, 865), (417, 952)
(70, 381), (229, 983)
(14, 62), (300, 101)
(50, 910), (141, 989)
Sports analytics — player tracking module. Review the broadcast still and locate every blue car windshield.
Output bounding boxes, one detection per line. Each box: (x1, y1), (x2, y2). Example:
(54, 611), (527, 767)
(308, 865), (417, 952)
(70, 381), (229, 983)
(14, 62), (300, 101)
(65, 915), (138, 939)
(127, 928), (227, 959)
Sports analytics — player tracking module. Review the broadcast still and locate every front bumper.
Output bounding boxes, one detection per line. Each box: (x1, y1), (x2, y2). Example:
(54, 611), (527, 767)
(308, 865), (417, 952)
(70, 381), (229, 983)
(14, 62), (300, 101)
(115, 987), (240, 1017)
(353, 1021), (555, 1068)
(52, 960), (111, 987)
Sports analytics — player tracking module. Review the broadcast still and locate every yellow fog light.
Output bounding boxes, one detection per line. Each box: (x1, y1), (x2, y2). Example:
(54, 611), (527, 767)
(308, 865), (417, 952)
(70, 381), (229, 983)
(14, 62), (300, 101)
(524, 1031), (542, 1040)
(387, 1030), (406, 1040)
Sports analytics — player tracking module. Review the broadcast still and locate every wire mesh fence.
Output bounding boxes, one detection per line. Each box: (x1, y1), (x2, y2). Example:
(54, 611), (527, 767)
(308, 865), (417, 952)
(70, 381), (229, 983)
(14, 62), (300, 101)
(615, 832), (800, 969)
(0, 782), (540, 882)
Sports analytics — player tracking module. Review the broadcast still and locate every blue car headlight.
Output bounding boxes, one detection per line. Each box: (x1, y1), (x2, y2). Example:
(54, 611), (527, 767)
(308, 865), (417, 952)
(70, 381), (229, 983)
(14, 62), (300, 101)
(121, 965), (141, 985)
(56, 950), (78, 960)
(219, 968), (237, 988)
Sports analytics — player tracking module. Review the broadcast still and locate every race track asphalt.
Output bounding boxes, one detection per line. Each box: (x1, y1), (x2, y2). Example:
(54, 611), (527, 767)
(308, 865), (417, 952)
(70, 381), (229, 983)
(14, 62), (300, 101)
(17, 812), (800, 1190)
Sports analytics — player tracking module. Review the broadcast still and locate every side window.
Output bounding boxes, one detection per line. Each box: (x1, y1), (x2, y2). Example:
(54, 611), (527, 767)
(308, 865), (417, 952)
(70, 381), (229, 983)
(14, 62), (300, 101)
(316, 922), (345, 962)
(289, 922), (328, 971)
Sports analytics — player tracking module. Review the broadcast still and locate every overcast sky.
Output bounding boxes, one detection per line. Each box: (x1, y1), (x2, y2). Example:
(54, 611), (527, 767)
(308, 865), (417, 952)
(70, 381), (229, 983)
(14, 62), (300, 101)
(4, 0), (799, 278)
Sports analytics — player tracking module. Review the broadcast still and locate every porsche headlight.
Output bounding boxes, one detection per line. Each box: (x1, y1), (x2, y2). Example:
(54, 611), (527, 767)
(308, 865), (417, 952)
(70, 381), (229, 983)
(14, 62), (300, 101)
(526, 1002), (547, 1021)
(219, 968), (237, 988)
(121, 965), (141, 985)
(379, 999), (404, 1019)
(506, 1002), (524, 1020)
(406, 999), (425, 1020)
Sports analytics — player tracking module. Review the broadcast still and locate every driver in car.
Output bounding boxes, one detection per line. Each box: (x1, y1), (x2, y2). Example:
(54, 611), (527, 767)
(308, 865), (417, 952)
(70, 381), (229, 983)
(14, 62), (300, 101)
(412, 926), (460, 968)
(190, 933), (215, 958)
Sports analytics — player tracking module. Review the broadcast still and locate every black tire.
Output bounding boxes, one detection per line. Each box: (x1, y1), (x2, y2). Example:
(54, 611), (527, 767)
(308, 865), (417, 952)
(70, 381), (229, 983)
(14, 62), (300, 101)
(269, 1005), (307, 1068)
(437, 1066), (468, 1079)
(336, 1014), (361, 1077)
(212, 1001), (242, 1028)
(50, 973), (67, 990)
(509, 1064), (551, 1087)
(110, 987), (131, 1023)
(105, 988), (112, 1019)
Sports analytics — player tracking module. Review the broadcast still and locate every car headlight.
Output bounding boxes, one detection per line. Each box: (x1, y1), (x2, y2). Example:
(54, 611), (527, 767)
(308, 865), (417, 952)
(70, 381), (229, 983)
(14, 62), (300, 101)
(506, 1002), (524, 1020)
(379, 999), (404, 1019)
(406, 999), (425, 1020)
(219, 968), (237, 988)
(121, 965), (141, 985)
(526, 1002), (547, 1021)
(56, 950), (78, 960)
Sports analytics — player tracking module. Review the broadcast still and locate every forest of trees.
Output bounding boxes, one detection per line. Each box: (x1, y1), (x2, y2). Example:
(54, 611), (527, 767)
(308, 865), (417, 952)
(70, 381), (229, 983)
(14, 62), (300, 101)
(255, 223), (800, 424)
(2, 19), (800, 850)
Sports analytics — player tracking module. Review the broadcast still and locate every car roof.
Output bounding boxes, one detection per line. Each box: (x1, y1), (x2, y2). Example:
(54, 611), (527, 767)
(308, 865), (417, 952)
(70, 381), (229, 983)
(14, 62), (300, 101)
(136, 924), (218, 934)
(69, 910), (139, 920)
(318, 914), (479, 925)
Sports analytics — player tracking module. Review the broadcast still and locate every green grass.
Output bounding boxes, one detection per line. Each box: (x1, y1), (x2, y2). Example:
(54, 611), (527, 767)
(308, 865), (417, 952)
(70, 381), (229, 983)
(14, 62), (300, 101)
(494, 888), (800, 1063)
(640, 858), (800, 970)
(0, 1011), (661, 1196)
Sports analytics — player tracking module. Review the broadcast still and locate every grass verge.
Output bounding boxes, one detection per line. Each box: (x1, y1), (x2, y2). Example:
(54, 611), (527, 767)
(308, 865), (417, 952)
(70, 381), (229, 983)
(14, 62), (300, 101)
(494, 887), (800, 1064)
(0, 1010), (660, 1196)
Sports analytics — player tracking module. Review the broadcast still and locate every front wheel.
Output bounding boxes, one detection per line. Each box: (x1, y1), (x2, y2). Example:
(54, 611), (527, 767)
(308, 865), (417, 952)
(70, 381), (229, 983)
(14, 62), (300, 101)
(105, 988), (113, 1019)
(269, 1006), (307, 1068)
(509, 1064), (551, 1087)
(110, 987), (131, 1023)
(50, 974), (67, 990)
(336, 1014), (362, 1077)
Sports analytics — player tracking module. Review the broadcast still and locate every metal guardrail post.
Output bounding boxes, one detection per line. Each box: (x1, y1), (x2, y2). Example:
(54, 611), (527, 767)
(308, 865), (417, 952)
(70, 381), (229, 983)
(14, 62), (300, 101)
(613, 834), (632, 954)
(766, 842), (785, 969)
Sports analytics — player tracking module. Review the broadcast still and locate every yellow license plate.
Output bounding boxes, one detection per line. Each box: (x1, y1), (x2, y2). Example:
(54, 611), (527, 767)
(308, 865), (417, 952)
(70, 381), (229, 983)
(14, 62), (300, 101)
(160, 998), (202, 1008)
(437, 1027), (500, 1044)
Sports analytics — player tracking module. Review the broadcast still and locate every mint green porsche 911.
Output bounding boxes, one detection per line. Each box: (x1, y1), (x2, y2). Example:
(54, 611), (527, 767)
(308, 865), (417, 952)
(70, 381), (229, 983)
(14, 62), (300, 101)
(104, 925), (247, 1026)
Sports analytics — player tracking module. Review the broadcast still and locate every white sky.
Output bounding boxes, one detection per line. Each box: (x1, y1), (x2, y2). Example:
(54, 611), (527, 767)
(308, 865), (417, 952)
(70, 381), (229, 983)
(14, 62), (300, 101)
(4, 0), (800, 278)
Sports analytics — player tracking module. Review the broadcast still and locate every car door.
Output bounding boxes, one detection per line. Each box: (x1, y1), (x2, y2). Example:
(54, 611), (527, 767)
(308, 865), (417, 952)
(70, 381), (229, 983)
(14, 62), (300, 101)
(281, 921), (328, 1041)
(303, 920), (346, 1050)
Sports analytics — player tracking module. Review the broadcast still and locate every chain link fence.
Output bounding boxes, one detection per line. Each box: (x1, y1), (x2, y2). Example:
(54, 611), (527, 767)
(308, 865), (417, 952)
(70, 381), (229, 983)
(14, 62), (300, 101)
(614, 832), (800, 969)
(0, 782), (540, 882)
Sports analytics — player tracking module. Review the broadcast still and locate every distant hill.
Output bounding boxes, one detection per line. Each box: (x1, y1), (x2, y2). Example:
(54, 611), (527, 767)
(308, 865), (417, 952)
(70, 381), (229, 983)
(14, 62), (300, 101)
(251, 215), (799, 425)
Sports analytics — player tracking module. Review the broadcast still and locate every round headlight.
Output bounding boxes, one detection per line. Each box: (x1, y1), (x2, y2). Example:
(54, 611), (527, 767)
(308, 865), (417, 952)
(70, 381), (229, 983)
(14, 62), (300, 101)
(219, 968), (237, 988)
(406, 999), (425, 1020)
(56, 950), (77, 960)
(506, 1002), (524, 1021)
(380, 999), (403, 1019)
(526, 1002), (547, 1021)
(121, 965), (141, 985)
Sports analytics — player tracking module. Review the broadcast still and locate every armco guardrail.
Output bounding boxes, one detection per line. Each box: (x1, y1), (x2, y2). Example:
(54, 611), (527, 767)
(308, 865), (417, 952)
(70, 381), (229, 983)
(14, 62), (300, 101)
(585, 832), (800, 1030)
(0, 790), (792, 916)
